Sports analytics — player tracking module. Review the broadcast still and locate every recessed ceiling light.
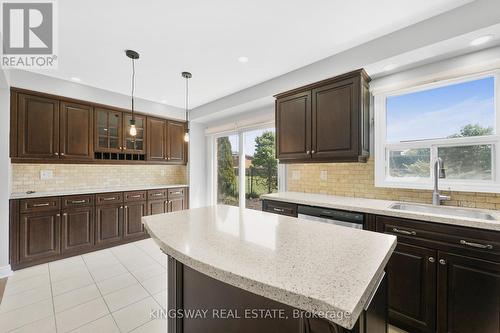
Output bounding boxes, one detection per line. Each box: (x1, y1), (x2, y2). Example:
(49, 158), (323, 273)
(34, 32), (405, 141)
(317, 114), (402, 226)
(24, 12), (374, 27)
(470, 35), (493, 46)
(383, 64), (398, 72)
(70, 77), (81, 82)
(238, 56), (249, 63)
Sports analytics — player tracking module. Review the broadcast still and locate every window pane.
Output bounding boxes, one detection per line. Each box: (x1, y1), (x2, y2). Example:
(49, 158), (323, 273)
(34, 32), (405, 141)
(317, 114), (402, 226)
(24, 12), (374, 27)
(389, 148), (430, 178)
(244, 128), (278, 211)
(386, 77), (495, 142)
(217, 135), (239, 206)
(438, 145), (492, 180)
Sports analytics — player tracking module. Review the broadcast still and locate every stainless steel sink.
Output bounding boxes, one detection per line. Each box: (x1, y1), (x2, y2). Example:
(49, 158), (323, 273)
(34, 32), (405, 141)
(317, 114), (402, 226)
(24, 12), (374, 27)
(389, 203), (497, 221)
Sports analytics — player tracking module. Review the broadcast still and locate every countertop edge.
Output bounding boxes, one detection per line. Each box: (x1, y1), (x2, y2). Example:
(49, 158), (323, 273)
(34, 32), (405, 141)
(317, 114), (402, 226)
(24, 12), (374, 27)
(10, 184), (189, 199)
(143, 218), (397, 330)
(261, 193), (500, 232)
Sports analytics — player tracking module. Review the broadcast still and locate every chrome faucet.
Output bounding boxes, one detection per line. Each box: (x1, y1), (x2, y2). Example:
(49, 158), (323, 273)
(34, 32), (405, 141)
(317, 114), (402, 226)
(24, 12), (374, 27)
(432, 157), (450, 206)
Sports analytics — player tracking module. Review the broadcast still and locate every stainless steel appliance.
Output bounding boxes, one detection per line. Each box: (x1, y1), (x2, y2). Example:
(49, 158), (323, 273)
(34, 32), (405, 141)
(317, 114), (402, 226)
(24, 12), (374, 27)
(297, 205), (364, 229)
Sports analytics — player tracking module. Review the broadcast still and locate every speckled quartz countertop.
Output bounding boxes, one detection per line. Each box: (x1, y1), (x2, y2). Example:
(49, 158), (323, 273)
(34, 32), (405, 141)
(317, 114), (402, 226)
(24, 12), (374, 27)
(143, 205), (396, 329)
(261, 192), (500, 232)
(10, 184), (189, 199)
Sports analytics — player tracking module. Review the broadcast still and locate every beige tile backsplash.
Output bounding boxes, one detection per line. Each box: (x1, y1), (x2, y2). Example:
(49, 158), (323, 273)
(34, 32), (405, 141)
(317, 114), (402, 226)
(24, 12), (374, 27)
(287, 158), (500, 210)
(11, 164), (187, 193)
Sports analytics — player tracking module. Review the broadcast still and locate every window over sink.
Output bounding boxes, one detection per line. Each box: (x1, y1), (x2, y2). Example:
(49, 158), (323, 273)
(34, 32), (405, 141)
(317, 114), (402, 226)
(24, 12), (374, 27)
(375, 72), (500, 193)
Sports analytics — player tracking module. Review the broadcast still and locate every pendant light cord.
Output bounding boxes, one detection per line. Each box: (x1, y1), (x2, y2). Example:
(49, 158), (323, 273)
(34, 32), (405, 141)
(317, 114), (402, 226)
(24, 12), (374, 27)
(131, 58), (135, 120)
(185, 76), (189, 128)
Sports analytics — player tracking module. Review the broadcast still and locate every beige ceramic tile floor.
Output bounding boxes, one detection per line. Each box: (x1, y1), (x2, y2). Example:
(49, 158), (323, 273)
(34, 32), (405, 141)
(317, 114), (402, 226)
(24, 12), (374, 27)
(0, 239), (167, 333)
(0, 238), (408, 333)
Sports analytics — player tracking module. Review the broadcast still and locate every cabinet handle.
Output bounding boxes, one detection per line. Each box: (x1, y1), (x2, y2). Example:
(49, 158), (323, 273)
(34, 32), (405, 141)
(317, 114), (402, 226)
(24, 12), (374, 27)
(56, 213), (60, 217)
(33, 203), (50, 207)
(171, 191), (182, 195)
(164, 157), (168, 160)
(392, 228), (416, 236)
(130, 195), (142, 198)
(460, 240), (493, 250)
(54, 152), (59, 156)
(153, 193), (163, 196)
(273, 208), (284, 213)
(60, 152), (65, 156)
(306, 150), (310, 155)
(71, 200), (86, 204)
(311, 150), (315, 154)
(102, 197), (116, 201)
(63, 213), (68, 216)
(428, 257), (435, 263)
(124, 206), (128, 209)
(439, 259), (446, 265)
(120, 206), (123, 209)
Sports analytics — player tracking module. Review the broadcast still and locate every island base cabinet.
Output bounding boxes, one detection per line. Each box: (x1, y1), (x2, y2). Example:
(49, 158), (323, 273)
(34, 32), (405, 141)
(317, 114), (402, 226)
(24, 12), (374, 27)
(61, 207), (94, 254)
(19, 211), (61, 263)
(387, 243), (436, 333)
(124, 201), (147, 239)
(167, 256), (387, 333)
(437, 252), (500, 333)
(95, 204), (123, 246)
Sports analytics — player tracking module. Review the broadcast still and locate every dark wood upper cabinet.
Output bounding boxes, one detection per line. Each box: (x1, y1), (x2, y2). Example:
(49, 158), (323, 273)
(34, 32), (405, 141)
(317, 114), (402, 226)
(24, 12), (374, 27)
(123, 113), (146, 154)
(437, 252), (500, 333)
(275, 69), (370, 163)
(94, 108), (123, 153)
(60, 102), (93, 160)
(275, 91), (311, 161)
(387, 242), (437, 333)
(17, 94), (60, 159)
(167, 120), (186, 163)
(147, 117), (167, 161)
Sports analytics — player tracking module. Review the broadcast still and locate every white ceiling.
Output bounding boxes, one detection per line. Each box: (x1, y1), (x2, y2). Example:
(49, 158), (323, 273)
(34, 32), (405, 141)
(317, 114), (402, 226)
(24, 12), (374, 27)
(29, 0), (471, 108)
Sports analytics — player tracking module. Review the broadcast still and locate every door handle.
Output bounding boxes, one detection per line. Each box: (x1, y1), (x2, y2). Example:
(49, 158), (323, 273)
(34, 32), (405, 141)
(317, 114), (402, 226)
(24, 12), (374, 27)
(392, 228), (417, 236)
(460, 240), (493, 250)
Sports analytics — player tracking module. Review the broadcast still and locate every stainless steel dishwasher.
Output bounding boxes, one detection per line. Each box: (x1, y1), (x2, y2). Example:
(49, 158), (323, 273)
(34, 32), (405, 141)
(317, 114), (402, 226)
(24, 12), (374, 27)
(297, 205), (364, 229)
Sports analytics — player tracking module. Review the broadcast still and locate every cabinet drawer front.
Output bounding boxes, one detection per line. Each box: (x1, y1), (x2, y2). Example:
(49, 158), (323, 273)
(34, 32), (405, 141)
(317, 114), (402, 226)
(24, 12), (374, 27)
(20, 197), (60, 213)
(376, 215), (500, 261)
(167, 188), (185, 198)
(263, 200), (297, 217)
(124, 191), (147, 202)
(148, 189), (167, 200)
(62, 194), (94, 208)
(95, 192), (123, 205)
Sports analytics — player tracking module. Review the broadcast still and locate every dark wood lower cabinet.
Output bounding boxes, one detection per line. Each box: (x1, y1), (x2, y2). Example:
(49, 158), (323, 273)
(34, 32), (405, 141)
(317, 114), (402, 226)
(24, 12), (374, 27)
(437, 252), (500, 333)
(10, 187), (188, 270)
(61, 207), (94, 254)
(95, 204), (123, 246)
(19, 211), (61, 263)
(387, 243), (436, 333)
(124, 201), (147, 239)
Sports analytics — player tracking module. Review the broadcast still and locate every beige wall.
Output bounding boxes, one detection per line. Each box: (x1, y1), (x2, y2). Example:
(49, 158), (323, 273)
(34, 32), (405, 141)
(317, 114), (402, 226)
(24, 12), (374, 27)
(287, 159), (500, 210)
(11, 164), (187, 193)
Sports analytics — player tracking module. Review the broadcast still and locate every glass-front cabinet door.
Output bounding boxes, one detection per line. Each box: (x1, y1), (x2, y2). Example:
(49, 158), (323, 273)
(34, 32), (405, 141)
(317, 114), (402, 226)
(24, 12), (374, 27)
(123, 113), (146, 154)
(95, 108), (123, 152)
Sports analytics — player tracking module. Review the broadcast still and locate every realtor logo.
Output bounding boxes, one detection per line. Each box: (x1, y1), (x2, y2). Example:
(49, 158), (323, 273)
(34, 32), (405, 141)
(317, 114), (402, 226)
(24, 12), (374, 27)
(1, 0), (57, 68)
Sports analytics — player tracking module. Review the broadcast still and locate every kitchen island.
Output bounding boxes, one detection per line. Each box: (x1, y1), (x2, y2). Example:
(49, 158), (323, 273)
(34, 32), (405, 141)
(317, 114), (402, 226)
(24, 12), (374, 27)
(143, 205), (396, 333)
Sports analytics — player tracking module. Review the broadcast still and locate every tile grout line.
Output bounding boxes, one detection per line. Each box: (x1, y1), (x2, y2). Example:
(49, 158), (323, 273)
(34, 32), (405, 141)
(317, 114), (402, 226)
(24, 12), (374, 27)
(81, 251), (122, 332)
(48, 258), (60, 333)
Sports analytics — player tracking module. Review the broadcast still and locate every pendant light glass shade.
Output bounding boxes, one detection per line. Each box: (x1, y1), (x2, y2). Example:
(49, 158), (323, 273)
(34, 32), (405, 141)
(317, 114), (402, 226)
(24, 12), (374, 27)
(184, 131), (190, 142)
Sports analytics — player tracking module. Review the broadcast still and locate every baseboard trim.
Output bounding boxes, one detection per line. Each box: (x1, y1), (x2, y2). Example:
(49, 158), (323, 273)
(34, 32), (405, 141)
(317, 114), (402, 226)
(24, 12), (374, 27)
(0, 265), (12, 278)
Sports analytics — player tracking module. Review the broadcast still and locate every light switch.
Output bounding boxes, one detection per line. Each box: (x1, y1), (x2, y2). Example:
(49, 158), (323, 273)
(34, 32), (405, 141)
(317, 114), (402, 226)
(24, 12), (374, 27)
(320, 170), (328, 181)
(291, 170), (301, 180)
(40, 170), (53, 180)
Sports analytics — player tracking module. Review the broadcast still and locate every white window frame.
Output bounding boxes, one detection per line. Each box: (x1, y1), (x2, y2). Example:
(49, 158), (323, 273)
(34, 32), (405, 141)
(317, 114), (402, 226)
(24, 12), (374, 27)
(210, 123), (284, 208)
(374, 70), (500, 193)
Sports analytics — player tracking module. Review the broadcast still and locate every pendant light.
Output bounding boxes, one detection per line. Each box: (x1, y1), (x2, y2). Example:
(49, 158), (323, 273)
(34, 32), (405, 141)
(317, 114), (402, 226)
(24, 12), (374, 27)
(126, 49), (140, 137)
(181, 71), (192, 142)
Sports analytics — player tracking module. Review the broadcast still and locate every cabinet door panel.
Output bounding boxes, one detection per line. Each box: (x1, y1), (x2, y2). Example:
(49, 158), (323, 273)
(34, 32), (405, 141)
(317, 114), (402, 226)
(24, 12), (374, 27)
(167, 121), (186, 163)
(276, 91), (311, 161)
(60, 102), (93, 159)
(61, 207), (94, 253)
(147, 117), (167, 161)
(19, 212), (60, 262)
(168, 197), (185, 212)
(124, 201), (147, 239)
(17, 94), (60, 159)
(387, 242), (437, 333)
(312, 78), (358, 159)
(94, 108), (123, 152)
(123, 113), (146, 154)
(438, 252), (500, 333)
(95, 205), (122, 245)
(148, 200), (167, 215)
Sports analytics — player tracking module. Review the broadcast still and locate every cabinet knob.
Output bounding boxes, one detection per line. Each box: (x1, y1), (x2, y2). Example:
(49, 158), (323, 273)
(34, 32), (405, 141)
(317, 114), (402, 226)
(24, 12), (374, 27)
(439, 259), (446, 265)
(60, 152), (65, 156)
(311, 150), (315, 154)
(306, 150), (310, 154)
(124, 206), (128, 209)
(428, 257), (435, 263)
(54, 152), (59, 156)
(63, 213), (68, 216)
(56, 213), (60, 217)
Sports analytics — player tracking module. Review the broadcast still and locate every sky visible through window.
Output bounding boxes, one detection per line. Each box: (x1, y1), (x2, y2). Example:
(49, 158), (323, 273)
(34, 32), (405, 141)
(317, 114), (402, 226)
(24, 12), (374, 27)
(386, 76), (495, 142)
(227, 128), (274, 155)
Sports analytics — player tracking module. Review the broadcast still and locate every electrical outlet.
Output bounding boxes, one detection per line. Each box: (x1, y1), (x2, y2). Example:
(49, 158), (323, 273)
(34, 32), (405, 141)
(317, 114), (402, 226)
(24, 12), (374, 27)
(40, 170), (53, 180)
(320, 170), (328, 181)
(291, 170), (301, 180)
